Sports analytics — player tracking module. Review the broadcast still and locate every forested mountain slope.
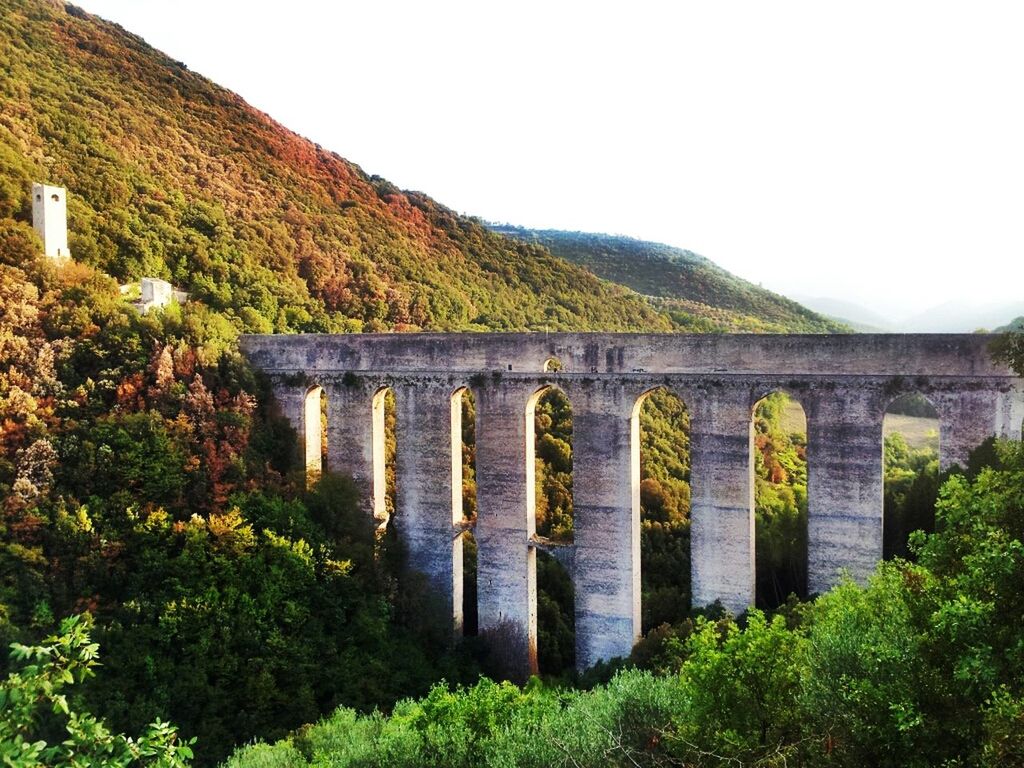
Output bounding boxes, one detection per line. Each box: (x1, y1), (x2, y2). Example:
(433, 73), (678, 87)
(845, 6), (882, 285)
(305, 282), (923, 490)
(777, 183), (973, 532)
(0, 0), (678, 334)
(491, 225), (847, 333)
(0, 0), (843, 337)
(0, 1), (851, 763)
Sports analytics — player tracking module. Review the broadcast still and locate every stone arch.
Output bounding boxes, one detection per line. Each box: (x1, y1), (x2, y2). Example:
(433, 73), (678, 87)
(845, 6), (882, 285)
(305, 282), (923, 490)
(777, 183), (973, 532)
(882, 392), (940, 559)
(371, 386), (396, 528)
(302, 384), (326, 484)
(631, 386), (692, 630)
(451, 385), (478, 636)
(751, 389), (808, 608)
(526, 383), (575, 672)
(526, 384), (574, 541)
(543, 357), (563, 373)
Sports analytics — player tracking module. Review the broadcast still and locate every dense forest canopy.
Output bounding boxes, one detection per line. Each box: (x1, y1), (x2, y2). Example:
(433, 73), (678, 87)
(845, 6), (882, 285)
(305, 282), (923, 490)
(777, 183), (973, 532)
(223, 437), (1024, 767)
(0, 0), (696, 336)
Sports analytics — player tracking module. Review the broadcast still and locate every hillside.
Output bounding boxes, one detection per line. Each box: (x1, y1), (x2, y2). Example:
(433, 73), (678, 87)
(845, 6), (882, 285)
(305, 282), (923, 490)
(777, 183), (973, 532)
(490, 226), (847, 333)
(0, 0), (681, 335)
(0, 2), (848, 763)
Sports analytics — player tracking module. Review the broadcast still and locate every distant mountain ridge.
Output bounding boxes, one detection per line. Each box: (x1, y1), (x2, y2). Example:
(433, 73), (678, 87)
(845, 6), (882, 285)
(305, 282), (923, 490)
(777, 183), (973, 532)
(490, 226), (847, 333)
(797, 295), (1024, 333)
(899, 301), (1024, 333)
(792, 296), (895, 332)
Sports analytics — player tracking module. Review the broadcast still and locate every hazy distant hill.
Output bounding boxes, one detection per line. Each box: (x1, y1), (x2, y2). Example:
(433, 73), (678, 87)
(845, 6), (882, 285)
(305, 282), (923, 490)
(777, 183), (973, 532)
(490, 226), (847, 333)
(797, 295), (1024, 334)
(898, 301), (1024, 333)
(792, 295), (894, 332)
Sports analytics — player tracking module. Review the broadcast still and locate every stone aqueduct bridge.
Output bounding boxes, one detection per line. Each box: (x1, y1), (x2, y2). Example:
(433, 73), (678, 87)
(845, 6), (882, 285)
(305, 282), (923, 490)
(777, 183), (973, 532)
(240, 333), (1024, 675)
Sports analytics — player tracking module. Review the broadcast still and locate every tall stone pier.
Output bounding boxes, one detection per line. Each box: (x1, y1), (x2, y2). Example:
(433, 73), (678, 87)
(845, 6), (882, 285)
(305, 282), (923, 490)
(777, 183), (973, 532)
(240, 333), (1023, 675)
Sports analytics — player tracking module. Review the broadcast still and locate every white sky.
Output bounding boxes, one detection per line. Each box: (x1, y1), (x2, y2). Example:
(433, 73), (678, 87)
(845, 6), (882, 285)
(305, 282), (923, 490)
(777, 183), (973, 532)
(74, 0), (1024, 318)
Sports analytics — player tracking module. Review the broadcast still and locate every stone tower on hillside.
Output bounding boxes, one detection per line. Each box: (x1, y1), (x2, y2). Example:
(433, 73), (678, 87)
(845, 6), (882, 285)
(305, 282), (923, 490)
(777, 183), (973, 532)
(31, 182), (70, 259)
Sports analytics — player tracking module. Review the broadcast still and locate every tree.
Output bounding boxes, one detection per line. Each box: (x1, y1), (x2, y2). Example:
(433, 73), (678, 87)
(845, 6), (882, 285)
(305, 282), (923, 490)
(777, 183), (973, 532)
(992, 331), (1024, 377)
(0, 613), (194, 767)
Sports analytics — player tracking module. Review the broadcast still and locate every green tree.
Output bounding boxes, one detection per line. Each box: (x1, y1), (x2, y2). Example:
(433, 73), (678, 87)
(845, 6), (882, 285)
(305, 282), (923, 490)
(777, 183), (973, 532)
(661, 611), (805, 765)
(992, 330), (1024, 377)
(0, 613), (193, 767)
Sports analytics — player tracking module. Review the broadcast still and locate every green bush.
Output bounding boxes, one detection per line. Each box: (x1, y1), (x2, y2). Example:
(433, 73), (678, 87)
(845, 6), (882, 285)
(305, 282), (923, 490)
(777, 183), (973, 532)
(0, 613), (194, 767)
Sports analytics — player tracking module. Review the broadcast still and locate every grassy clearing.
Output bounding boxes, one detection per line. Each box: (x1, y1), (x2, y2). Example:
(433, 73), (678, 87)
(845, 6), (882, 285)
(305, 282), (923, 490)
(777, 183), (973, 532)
(781, 402), (937, 452)
(884, 414), (939, 452)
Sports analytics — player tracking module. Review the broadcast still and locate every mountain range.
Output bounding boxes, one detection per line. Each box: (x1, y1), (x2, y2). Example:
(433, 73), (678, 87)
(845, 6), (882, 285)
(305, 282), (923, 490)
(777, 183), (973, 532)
(795, 295), (1024, 333)
(0, 0), (841, 336)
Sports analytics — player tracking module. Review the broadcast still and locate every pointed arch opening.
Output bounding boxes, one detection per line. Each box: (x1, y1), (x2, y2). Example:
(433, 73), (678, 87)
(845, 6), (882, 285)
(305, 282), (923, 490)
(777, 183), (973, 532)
(452, 386), (477, 636)
(883, 393), (940, 560)
(527, 385), (575, 673)
(372, 387), (397, 530)
(632, 387), (692, 632)
(303, 385), (327, 485)
(752, 392), (808, 609)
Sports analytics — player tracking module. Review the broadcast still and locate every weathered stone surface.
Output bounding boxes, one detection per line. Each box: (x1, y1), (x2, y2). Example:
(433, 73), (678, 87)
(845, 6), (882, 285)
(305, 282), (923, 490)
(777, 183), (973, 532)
(474, 380), (538, 680)
(327, 380), (383, 522)
(241, 332), (1015, 377)
(565, 379), (645, 671)
(269, 382), (306, 470)
(690, 384), (756, 614)
(244, 333), (1023, 673)
(394, 383), (463, 636)
(806, 385), (886, 594)
(31, 182), (70, 259)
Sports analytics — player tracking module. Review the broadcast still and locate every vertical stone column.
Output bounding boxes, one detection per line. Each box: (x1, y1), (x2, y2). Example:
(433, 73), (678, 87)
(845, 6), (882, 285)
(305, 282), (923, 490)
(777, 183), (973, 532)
(934, 388), (1016, 472)
(394, 381), (463, 636)
(474, 380), (536, 680)
(568, 381), (639, 670)
(689, 385), (755, 614)
(271, 381), (308, 470)
(1011, 385), (1024, 442)
(325, 380), (378, 524)
(806, 386), (884, 594)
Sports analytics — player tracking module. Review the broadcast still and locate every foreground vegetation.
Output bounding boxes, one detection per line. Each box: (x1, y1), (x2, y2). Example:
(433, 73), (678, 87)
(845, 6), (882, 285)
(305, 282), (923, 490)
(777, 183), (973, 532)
(227, 439), (1024, 767)
(0, 249), (495, 764)
(2, 613), (194, 767)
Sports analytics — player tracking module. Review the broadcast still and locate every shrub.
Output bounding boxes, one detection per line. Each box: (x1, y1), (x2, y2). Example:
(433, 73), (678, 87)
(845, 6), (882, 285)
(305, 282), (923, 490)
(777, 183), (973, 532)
(0, 613), (193, 767)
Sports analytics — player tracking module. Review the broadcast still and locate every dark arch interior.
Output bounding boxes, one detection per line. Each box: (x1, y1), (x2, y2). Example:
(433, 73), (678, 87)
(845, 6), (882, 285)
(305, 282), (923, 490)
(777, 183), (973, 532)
(536, 550), (574, 672)
(531, 386), (574, 673)
(456, 387), (478, 636)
